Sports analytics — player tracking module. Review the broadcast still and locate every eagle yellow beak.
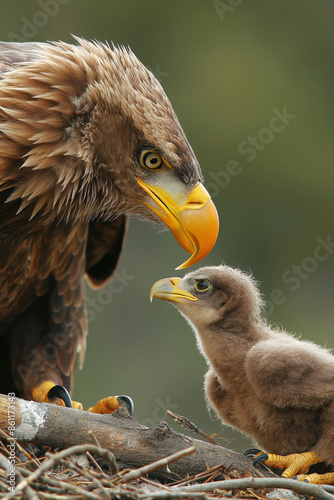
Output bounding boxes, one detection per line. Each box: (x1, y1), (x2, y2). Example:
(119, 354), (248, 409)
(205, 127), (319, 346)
(150, 277), (198, 303)
(137, 179), (219, 269)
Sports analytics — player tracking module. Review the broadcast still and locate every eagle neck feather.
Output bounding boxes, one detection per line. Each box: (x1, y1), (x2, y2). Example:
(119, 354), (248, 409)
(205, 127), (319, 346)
(0, 40), (129, 223)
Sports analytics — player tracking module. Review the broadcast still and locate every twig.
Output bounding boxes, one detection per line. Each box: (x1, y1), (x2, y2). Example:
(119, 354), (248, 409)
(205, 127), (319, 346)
(16, 462), (95, 494)
(0, 429), (33, 463)
(140, 477), (174, 491)
(86, 451), (106, 476)
(3, 443), (117, 498)
(168, 464), (226, 487)
(59, 458), (109, 497)
(36, 494), (85, 500)
(13, 465), (39, 500)
(175, 476), (334, 500)
(0, 453), (38, 500)
(87, 430), (102, 448)
(114, 446), (197, 484)
(137, 493), (212, 500)
(166, 410), (225, 446)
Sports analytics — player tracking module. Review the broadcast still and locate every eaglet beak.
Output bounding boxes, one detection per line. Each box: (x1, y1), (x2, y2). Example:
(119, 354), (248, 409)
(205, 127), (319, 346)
(137, 178), (219, 269)
(150, 277), (198, 303)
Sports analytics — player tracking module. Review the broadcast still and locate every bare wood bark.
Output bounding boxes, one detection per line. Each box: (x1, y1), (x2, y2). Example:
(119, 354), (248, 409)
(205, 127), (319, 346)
(0, 393), (273, 482)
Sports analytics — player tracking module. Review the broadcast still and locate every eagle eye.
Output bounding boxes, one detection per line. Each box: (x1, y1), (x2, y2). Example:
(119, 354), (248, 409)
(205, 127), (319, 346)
(141, 150), (163, 170)
(195, 279), (211, 293)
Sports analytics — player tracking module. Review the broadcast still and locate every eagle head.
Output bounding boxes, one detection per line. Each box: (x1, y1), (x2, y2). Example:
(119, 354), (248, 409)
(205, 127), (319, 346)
(0, 37), (219, 268)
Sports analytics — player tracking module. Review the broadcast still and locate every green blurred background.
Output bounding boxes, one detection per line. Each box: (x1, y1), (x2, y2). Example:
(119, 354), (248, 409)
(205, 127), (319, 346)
(2, 1), (334, 452)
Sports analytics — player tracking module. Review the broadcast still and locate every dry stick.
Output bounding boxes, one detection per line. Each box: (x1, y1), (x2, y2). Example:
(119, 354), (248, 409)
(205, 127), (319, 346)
(137, 493), (212, 500)
(87, 429), (116, 476)
(18, 464), (101, 497)
(114, 446), (197, 484)
(36, 494), (85, 500)
(0, 453), (38, 500)
(168, 464), (226, 487)
(86, 451), (108, 476)
(0, 429), (33, 463)
(166, 411), (223, 446)
(3, 477), (101, 500)
(140, 476), (174, 491)
(13, 467), (39, 500)
(4, 444), (117, 498)
(87, 429), (118, 475)
(20, 479), (70, 496)
(176, 477), (334, 500)
(87, 429), (103, 451)
(59, 458), (109, 497)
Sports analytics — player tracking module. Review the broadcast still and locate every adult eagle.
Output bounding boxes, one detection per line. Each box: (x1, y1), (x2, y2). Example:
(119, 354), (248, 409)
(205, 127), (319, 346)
(0, 38), (219, 412)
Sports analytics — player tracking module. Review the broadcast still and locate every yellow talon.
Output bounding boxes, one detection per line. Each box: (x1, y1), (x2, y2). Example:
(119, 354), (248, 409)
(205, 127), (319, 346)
(31, 381), (56, 403)
(71, 400), (83, 410)
(296, 472), (334, 485)
(261, 451), (326, 479)
(280, 452), (322, 478)
(31, 381), (82, 409)
(31, 383), (123, 413)
(88, 396), (121, 414)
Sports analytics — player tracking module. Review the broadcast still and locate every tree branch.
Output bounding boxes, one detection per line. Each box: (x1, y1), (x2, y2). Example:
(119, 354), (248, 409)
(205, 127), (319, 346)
(0, 393), (272, 482)
(176, 477), (334, 500)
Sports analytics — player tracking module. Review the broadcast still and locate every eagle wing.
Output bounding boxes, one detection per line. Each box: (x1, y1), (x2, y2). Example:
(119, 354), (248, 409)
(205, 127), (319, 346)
(86, 217), (128, 288)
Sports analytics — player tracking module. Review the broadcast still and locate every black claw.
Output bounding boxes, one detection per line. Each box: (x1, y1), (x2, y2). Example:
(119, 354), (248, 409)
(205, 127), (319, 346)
(253, 453), (269, 467)
(292, 476), (308, 483)
(243, 448), (263, 457)
(117, 395), (134, 416)
(47, 385), (72, 408)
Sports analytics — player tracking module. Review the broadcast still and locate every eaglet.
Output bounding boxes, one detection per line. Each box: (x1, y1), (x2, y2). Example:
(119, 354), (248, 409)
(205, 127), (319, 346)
(150, 265), (334, 484)
(0, 38), (219, 412)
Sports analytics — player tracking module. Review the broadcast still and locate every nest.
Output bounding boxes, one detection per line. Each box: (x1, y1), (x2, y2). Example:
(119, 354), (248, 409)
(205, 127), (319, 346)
(0, 411), (333, 500)
(0, 437), (255, 500)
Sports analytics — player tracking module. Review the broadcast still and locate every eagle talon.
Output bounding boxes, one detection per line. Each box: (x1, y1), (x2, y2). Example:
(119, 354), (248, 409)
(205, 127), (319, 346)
(253, 453), (269, 467)
(47, 385), (72, 408)
(295, 472), (334, 484)
(88, 395), (133, 414)
(243, 448), (263, 458)
(116, 395), (134, 416)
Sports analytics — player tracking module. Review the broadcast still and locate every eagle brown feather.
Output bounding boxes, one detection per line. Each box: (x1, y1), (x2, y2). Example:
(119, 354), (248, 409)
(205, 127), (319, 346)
(0, 37), (203, 401)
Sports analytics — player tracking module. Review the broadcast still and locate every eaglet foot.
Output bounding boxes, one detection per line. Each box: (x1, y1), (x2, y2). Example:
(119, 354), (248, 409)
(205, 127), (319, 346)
(253, 451), (334, 484)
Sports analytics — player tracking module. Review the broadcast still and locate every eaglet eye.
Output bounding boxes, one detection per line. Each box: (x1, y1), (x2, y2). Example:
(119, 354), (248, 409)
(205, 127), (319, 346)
(195, 279), (211, 293)
(141, 150), (163, 169)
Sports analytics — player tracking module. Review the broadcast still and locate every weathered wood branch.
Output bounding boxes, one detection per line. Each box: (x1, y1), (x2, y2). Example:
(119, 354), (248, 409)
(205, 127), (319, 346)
(177, 478), (334, 500)
(0, 393), (273, 482)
